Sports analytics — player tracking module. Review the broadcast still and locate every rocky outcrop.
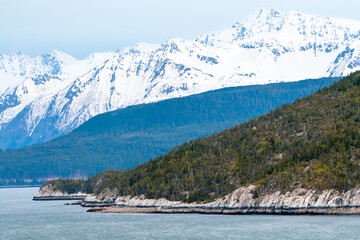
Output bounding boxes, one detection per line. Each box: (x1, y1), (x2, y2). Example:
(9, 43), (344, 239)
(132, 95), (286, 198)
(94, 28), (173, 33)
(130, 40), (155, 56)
(32, 184), (88, 201)
(33, 185), (360, 214)
(89, 206), (360, 215)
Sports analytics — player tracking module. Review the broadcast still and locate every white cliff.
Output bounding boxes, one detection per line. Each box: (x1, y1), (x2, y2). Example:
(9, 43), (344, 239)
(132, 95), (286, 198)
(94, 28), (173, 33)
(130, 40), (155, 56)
(33, 184), (88, 199)
(34, 184), (360, 212)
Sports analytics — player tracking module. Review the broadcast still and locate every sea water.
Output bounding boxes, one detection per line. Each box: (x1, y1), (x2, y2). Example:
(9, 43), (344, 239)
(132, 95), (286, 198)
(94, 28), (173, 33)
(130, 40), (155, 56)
(1, 187), (360, 240)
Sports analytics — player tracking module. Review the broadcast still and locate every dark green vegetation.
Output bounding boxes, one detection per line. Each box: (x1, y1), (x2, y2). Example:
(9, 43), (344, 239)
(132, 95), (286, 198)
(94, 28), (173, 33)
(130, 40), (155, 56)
(0, 77), (338, 186)
(43, 72), (360, 203)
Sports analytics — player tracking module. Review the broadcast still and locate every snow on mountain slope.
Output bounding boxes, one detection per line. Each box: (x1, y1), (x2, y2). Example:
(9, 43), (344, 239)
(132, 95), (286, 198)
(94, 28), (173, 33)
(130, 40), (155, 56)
(0, 50), (116, 94)
(1, 9), (360, 149)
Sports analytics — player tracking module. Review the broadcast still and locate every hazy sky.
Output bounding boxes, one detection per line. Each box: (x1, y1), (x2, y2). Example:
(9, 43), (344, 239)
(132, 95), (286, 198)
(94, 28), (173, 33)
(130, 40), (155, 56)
(1, 0), (360, 59)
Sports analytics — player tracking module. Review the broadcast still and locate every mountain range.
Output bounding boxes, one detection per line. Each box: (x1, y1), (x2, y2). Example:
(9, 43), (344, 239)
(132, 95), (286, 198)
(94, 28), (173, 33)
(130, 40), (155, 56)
(1, 9), (360, 149)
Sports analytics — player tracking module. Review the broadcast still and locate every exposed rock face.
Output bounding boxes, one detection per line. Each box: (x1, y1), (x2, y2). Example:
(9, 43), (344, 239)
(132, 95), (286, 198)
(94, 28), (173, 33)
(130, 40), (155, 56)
(34, 185), (360, 213)
(252, 188), (360, 209)
(33, 184), (88, 200)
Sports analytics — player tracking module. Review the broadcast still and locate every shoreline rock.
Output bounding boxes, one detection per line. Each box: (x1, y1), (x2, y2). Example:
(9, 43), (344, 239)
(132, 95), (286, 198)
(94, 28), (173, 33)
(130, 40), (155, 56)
(87, 206), (360, 215)
(33, 196), (86, 201)
(33, 184), (88, 201)
(33, 184), (360, 215)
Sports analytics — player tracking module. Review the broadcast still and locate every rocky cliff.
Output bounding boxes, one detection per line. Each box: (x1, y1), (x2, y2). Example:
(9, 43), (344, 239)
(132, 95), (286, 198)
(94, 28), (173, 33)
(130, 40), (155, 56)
(33, 184), (87, 200)
(33, 184), (360, 214)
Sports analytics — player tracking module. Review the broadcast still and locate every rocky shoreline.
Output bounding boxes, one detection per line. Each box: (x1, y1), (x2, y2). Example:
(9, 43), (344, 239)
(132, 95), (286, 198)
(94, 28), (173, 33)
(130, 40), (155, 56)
(87, 206), (360, 215)
(32, 184), (87, 201)
(33, 196), (86, 201)
(33, 184), (360, 215)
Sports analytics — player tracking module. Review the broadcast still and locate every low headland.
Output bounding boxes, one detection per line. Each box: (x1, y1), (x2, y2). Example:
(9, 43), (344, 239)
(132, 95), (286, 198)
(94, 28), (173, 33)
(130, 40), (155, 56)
(33, 72), (360, 215)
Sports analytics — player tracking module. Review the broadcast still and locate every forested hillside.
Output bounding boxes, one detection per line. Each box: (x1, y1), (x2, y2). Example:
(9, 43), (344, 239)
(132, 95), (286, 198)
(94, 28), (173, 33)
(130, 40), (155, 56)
(0, 77), (337, 185)
(44, 72), (360, 203)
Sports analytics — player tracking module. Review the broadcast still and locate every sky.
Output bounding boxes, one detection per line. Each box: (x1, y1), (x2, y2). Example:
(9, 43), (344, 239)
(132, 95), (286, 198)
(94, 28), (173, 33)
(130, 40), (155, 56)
(1, 0), (360, 59)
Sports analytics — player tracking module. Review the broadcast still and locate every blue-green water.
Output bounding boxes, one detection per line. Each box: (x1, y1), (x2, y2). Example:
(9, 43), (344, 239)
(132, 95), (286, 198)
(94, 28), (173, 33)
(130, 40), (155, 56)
(1, 187), (360, 240)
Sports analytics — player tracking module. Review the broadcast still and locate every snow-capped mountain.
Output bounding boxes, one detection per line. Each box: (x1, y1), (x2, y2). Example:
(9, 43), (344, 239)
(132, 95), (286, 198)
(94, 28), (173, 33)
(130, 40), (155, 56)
(0, 50), (117, 93)
(1, 9), (360, 149)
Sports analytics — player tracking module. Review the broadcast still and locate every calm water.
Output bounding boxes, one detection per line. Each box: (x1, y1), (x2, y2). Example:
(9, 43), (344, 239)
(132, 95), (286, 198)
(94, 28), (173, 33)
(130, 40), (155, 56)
(1, 187), (360, 239)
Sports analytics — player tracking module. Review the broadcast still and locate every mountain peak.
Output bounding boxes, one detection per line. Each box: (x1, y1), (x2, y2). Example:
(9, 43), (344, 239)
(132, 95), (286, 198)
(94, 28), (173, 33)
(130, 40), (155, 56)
(255, 8), (281, 19)
(197, 9), (360, 48)
(237, 8), (283, 26)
